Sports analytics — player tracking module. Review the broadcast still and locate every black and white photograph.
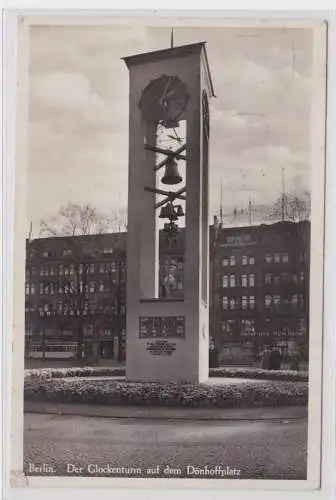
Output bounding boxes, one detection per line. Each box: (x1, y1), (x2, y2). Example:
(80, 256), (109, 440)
(8, 14), (327, 490)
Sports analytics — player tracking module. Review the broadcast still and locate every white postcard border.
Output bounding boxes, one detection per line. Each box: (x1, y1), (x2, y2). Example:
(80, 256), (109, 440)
(2, 8), (335, 500)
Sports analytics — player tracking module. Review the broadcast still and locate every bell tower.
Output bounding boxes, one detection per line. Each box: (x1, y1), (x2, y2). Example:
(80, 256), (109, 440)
(123, 42), (215, 383)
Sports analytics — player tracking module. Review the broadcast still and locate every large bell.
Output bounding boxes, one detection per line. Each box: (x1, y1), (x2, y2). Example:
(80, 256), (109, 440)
(161, 157), (182, 185)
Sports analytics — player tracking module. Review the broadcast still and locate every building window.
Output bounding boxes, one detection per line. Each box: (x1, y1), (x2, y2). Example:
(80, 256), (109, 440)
(222, 319), (236, 335)
(249, 295), (255, 309)
(99, 282), (105, 292)
(292, 295), (298, 306)
(39, 283), (44, 295)
(59, 264), (64, 275)
(103, 248), (114, 254)
(222, 275), (229, 288)
(50, 283), (54, 295)
(222, 257), (229, 267)
(89, 264), (95, 274)
(25, 283), (30, 295)
(299, 316), (306, 332)
(30, 283), (35, 295)
(229, 298), (236, 310)
(300, 272), (305, 282)
(249, 256), (255, 265)
(227, 236), (235, 244)
(222, 297), (229, 309)
(111, 261), (117, 273)
(241, 274), (248, 287)
(274, 275), (280, 284)
(230, 256), (236, 266)
(265, 273), (272, 284)
(282, 253), (289, 263)
(229, 274), (236, 287)
(100, 264), (105, 273)
(89, 281), (95, 293)
(265, 295), (272, 307)
(79, 264), (83, 274)
(274, 253), (281, 264)
(63, 249), (72, 256)
(64, 266), (70, 276)
(265, 254), (272, 264)
(242, 255), (248, 266)
(241, 296), (248, 310)
(249, 274), (255, 287)
(292, 274), (298, 283)
(273, 295), (281, 306)
(241, 319), (255, 334)
(69, 265), (75, 275)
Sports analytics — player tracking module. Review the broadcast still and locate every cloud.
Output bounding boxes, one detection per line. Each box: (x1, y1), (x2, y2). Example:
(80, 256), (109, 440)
(27, 24), (314, 230)
(30, 71), (114, 129)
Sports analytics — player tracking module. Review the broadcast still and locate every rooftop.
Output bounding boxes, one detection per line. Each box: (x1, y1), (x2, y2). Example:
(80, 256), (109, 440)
(122, 41), (215, 98)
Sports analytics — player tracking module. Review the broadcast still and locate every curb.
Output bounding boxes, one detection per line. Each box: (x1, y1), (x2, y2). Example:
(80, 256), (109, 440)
(24, 401), (308, 422)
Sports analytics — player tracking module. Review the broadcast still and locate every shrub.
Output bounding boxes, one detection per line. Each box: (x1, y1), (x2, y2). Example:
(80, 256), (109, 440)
(209, 367), (308, 382)
(24, 366), (125, 381)
(24, 377), (308, 408)
(24, 365), (308, 382)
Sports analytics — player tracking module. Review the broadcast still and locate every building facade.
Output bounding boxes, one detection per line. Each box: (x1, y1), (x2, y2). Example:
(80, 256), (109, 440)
(25, 221), (310, 365)
(209, 221), (310, 363)
(25, 233), (127, 364)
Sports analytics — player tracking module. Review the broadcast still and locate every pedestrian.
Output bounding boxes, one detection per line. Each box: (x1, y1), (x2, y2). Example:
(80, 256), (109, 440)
(290, 351), (300, 371)
(209, 342), (219, 368)
(270, 347), (281, 370)
(261, 346), (271, 370)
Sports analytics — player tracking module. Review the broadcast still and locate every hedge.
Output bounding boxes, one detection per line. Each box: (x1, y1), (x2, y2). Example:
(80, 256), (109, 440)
(24, 377), (308, 408)
(24, 366), (308, 382)
(210, 367), (308, 382)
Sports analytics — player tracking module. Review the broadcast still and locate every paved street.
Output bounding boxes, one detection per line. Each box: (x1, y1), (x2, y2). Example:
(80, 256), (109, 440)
(24, 412), (307, 480)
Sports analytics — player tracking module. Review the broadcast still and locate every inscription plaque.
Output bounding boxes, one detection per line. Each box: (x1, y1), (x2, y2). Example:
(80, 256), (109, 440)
(139, 316), (185, 339)
(146, 340), (177, 356)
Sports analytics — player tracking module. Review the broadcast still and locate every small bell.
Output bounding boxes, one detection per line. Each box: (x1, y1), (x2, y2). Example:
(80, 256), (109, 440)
(159, 206), (168, 218)
(175, 205), (184, 217)
(161, 157), (182, 185)
(167, 203), (178, 221)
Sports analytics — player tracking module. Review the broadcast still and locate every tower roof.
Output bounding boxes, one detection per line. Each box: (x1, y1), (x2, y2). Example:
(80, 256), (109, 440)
(122, 41), (215, 97)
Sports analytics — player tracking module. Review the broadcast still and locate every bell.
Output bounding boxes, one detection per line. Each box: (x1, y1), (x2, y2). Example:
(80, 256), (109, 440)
(175, 205), (184, 217)
(167, 203), (178, 221)
(161, 157), (182, 185)
(159, 206), (168, 218)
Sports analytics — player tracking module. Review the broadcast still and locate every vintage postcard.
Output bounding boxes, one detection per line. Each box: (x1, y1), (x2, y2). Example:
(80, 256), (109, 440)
(8, 12), (328, 493)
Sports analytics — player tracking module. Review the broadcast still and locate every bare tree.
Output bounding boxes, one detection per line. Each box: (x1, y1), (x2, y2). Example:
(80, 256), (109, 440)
(39, 202), (110, 237)
(39, 203), (126, 363)
(268, 191), (311, 223)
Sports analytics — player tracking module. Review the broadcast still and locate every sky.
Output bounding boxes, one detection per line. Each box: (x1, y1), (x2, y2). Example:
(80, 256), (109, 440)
(27, 23), (313, 235)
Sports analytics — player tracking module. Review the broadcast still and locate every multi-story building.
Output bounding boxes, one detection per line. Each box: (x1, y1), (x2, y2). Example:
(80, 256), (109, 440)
(25, 233), (127, 364)
(210, 220), (310, 363)
(25, 220), (310, 365)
